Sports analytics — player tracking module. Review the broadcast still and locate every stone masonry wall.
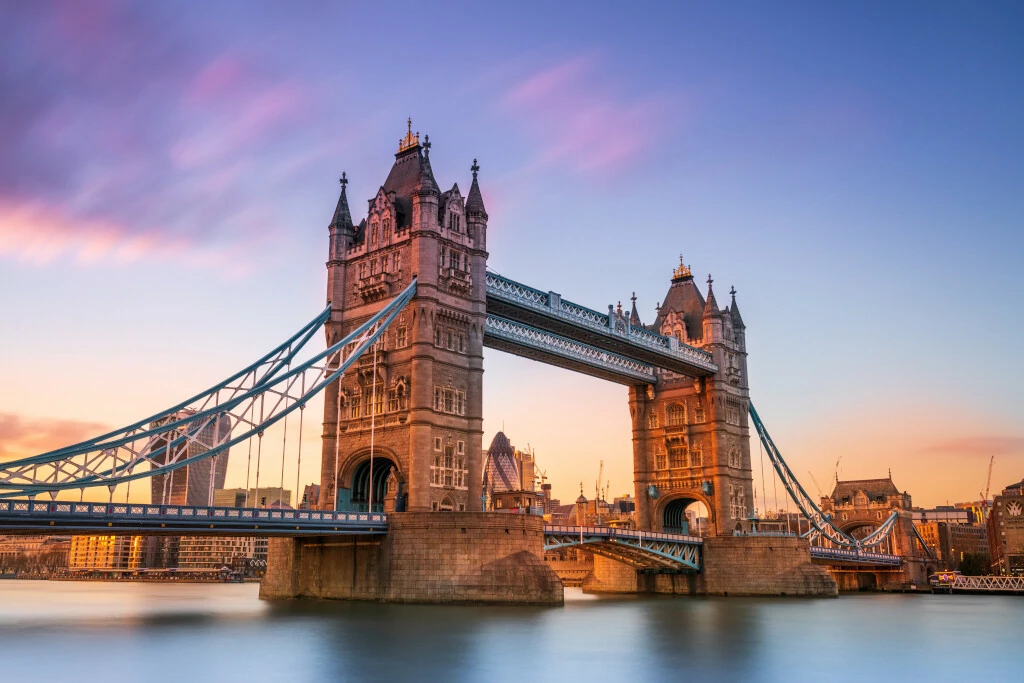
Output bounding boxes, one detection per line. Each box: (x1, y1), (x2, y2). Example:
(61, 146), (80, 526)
(261, 512), (563, 605)
(582, 554), (638, 593)
(260, 535), (386, 600)
(384, 512), (562, 605)
(699, 536), (837, 597)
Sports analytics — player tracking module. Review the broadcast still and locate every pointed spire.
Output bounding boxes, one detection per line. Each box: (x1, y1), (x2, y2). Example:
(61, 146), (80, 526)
(329, 172), (353, 232)
(703, 274), (721, 317)
(418, 133), (439, 194)
(466, 158), (487, 217)
(729, 285), (745, 328)
(629, 291), (642, 326)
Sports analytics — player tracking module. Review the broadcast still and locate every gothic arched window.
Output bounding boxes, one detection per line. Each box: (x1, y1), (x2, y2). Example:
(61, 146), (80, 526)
(666, 403), (686, 427)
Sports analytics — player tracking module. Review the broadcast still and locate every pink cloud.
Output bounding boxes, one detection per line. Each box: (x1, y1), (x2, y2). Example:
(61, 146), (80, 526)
(0, 198), (249, 275)
(0, 413), (109, 461)
(188, 54), (248, 104)
(172, 81), (307, 169)
(920, 436), (1024, 458)
(500, 57), (675, 173)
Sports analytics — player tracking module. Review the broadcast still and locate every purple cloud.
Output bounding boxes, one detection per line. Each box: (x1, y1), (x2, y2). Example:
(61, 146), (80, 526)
(500, 56), (675, 173)
(0, 3), (317, 273)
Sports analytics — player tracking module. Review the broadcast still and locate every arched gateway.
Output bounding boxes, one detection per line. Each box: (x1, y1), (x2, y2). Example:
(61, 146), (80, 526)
(318, 124), (754, 535)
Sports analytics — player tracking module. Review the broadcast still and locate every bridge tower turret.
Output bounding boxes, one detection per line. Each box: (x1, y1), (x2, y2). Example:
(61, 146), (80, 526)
(631, 260), (754, 536)
(318, 122), (488, 513)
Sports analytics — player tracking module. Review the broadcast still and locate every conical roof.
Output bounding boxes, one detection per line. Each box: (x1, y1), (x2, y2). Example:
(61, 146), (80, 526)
(629, 293), (642, 327)
(729, 287), (745, 329)
(703, 276), (722, 318)
(329, 173), (353, 232)
(466, 159), (487, 217)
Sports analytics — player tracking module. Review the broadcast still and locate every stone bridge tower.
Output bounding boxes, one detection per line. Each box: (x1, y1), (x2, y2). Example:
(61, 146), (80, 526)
(629, 259), (754, 536)
(318, 122), (489, 513)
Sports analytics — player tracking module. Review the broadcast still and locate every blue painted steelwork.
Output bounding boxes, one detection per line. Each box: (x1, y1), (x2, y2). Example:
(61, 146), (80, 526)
(485, 271), (717, 375)
(483, 314), (657, 384)
(0, 280), (417, 498)
(544, 525), (702, 571)
(809, 546), (902, 567)
(0, 499), (387, 536)
(749, 402), (901, 551)
(27, 307), (330, 462)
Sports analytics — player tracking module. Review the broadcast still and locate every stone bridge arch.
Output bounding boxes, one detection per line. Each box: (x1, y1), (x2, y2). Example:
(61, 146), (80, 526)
(337, 447), (402, 512)
(653, 490), (716, 535)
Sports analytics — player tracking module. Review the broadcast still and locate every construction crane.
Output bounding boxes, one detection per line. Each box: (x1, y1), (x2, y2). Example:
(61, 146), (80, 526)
(808, 471), (825, 498)
(595, 460), (604, 503)
(980, 455), (995, 523)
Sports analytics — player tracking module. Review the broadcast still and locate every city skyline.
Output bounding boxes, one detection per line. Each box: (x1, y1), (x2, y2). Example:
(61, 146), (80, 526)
(2, 2), (1022, 508)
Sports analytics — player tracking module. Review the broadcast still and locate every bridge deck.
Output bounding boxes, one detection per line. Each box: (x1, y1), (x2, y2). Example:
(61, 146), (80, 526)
(485, 272), (717, 377)
(808, 545), (902, 567)
(0, 500), (387, 536)
(544, 525), (703, 570)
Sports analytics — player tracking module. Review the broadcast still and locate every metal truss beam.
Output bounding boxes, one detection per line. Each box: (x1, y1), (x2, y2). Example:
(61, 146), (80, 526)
(0, 280), (417, 498)
(809, 546), (903, 567)
(544, 525), (702, 571)
(484, 315), (656, 385)
(485, 271), (717, 377)
(749, 403), (901, 551)
(952, 575), (1024, 592)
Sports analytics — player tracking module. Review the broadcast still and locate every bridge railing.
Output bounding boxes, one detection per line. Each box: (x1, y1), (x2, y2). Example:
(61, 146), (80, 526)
(951, 575), (1024, 592)
(544, 525), (703, 545)
(0, 499), (387, 527)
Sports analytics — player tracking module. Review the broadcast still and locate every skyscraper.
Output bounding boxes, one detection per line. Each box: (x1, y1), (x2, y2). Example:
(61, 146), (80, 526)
(148, 410), (231, 506)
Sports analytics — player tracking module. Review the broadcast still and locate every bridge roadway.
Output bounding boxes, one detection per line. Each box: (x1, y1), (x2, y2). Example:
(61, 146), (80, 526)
(0, 501), (901, 570)
(484, 271), (718, 383)
(0, 499), (388, 536)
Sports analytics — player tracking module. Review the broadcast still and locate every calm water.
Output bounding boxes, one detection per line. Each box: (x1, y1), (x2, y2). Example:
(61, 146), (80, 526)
(0, 581), (1019, 682)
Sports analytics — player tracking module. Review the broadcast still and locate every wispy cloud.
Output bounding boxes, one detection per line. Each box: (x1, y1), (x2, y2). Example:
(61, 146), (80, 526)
(919, 436), (1024, 458)
(0, 413), (109, 461)
(499, 56), (675, 173)
(0, 4), (316, 274)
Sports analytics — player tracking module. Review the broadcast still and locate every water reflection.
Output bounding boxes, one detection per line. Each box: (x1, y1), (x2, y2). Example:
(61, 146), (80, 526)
(0, 582), (1021, 683)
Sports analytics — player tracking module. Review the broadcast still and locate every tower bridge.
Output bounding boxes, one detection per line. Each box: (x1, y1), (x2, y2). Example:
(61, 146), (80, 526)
(0, 125), (935, 602)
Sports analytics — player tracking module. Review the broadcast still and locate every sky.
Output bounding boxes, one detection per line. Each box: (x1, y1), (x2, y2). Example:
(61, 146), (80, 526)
(1, 0), (1022, 509)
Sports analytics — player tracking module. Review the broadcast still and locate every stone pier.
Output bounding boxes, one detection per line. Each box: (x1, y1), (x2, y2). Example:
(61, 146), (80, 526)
(260, 512), (563, 605)
(580, 535), (837, 598)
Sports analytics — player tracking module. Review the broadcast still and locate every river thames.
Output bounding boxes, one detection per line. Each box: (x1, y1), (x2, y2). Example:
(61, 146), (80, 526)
(0, 581), (1019, 682)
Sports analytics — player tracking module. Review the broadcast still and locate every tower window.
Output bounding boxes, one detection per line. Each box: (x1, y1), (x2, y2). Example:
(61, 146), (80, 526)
(669, 444), (687, 469)
(395, 326), (407, 348)
(666, 403), (686, 427)
(433, 386), (466, 416)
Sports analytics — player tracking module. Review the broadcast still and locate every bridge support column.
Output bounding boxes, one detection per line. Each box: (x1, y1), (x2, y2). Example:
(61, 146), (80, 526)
(261, 513), (563, 605)
(700, 536), (837, 597)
